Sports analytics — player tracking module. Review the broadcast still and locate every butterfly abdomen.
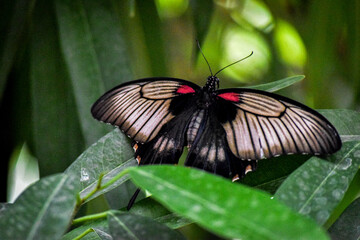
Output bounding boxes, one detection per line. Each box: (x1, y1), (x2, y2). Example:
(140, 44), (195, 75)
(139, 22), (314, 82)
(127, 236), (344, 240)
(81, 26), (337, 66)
(186, 109), (206, 148)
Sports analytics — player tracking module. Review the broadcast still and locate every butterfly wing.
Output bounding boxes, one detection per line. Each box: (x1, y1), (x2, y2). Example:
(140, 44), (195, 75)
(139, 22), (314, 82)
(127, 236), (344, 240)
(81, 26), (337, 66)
(134, 100), (199, 165)
(91, 78), (200, 143)
(184, 109), (257, 179)
(215, 88), (342, 160)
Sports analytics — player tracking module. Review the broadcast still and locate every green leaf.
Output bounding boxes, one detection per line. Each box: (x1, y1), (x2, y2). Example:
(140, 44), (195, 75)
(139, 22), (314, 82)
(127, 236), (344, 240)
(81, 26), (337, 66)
(62, 219), (109, 240)
(190, 0), (214, 49)
(65, 129), (136, 205)
(80, 0), (132, 89)
(136, 0), (168, 76)
(319, 109), (360, 142)
(30, 0), (84, 176)
(93, 228), (112, 240)
(0, 0), (34, 99)
(55, 0), (119, 146)
(274, 141), (360, 225)
(328, 197), (360, 240)
(127, 165), (329, 240)
(0, 174), (79, 240)
(66, 198), (190, 239)
(240, 155), (308, 194)
(0, 203), (11, 217)
(130, 197), (192, 229)
(248, 75), (305, 92)
(7, 143), (39, 202)
(108, 211), (186, 240)
(65, 197), (190, 239)
(103, 181), (143, 210)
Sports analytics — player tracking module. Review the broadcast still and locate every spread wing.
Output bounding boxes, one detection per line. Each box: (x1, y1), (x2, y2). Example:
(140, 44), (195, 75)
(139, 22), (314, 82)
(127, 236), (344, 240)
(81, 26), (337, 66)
(215, 88), (342, 160)
(91, 78), (200, 143)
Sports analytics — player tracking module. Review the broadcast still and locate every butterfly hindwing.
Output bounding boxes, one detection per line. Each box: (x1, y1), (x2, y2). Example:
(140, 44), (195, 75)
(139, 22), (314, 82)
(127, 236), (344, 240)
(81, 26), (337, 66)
(135, 97), (199, 165)
(184, 108), (258, 178)
(216, 88), (342, 160)
(91, 78), (200, 143)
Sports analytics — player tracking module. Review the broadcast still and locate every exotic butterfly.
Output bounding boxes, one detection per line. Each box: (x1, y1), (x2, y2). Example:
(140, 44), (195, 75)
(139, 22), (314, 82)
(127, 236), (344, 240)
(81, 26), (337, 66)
(91, 51), (341, 208)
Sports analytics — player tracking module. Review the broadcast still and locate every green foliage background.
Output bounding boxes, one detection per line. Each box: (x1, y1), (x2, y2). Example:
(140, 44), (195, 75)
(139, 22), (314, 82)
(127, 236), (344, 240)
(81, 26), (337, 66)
(0, 0), (359, 239)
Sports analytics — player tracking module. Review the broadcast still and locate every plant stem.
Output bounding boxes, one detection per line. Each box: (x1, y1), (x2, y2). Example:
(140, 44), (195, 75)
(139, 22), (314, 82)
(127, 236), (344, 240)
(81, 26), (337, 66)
(79, 168), (131, 205)
(73, 228), (94, 240)
(72, 211), (111, 225)
(80, 172), (105, 204)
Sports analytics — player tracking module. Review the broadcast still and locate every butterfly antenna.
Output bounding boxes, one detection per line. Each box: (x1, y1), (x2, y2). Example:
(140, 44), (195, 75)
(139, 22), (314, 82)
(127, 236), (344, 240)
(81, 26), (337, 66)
(196, 40), (213, 76)
(214, 51), (253, 77)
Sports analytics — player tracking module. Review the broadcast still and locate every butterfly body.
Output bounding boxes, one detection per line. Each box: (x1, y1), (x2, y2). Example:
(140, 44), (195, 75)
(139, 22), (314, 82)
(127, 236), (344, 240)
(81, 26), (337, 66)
(92, 76), (341, 180)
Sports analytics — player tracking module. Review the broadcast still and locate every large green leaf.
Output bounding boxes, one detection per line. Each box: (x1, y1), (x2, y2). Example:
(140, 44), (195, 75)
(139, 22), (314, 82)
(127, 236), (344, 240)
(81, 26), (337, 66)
(248, 75), (304, 92)
(72, 0), (135, 207)
(65, 129), (136, 205)
(0, 174), (79, 240)
(328, 197), (360, 240)
(55, 0), (129, 146)
(136, 0), (168, 76)
(130, 197), (192, 229)
(30, 0), (84, 176)
(0, 0), (34, 99)
(108, 211), (186, 240)
(274, 141), (360, 225)
(190, 0), (214, 49)
(80, 0), (132, 89)
(127, 165), (329, 240)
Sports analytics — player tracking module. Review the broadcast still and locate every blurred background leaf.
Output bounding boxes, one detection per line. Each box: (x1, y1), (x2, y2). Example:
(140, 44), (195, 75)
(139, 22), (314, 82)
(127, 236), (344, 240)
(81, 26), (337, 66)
(328, 197), (360, 240)
(1, 0), (359, 239)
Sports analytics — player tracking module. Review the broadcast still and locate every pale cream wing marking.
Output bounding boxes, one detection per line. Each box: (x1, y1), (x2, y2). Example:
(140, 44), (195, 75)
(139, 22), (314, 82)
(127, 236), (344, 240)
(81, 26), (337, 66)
(221, 91), (339, 160)
(142, 81), (183, 99)
(234, 92), (285, 117)
(92, 80), (191, 143)
(133, 99), (174, 142)
(246, 113), (271, 159)
(101, 87), (141, 124)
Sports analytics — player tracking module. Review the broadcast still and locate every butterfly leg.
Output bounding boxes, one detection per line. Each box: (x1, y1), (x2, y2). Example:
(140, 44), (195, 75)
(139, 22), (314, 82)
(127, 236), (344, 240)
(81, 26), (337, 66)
(127, 188), (141, 210)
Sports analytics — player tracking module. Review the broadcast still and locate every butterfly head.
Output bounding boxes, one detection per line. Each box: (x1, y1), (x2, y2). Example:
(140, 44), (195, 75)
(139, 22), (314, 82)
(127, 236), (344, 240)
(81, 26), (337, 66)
(204, 75), (220, 93)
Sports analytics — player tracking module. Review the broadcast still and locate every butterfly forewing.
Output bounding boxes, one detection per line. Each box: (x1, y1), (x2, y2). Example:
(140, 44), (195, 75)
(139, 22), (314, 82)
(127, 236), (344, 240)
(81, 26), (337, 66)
(91, 78), (200, 143)
(216, 89), (341, 160)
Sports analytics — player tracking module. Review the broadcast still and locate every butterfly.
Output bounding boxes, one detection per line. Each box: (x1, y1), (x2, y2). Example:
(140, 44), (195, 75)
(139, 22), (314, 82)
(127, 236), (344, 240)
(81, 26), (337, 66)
(91, 51), (341, 208)
(91, 77), (342, 175)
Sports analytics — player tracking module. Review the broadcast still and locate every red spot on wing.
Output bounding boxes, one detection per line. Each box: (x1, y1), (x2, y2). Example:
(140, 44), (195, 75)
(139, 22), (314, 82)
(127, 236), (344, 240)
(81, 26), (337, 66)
(218, 92), (239, 102)
(176, 85), (196, 94)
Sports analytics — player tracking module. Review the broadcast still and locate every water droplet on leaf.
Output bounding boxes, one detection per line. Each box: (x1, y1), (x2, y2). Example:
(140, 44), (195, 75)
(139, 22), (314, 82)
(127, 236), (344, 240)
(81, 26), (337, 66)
(338, 158), (352, 170)
(316, 210), (330, 223)
(332, 189), (344, 200)
(80, 168), (90, 182)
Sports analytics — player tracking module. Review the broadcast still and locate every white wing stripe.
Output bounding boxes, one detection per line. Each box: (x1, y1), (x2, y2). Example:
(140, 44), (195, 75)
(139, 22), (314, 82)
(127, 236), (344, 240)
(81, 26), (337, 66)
(127, 100), (164, 139)
(258, 117), (282, 156)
